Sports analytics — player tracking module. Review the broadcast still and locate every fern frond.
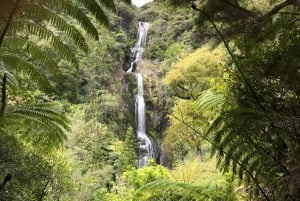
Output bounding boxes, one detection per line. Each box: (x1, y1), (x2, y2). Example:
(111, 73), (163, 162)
(10, 104), (70, 130)
(134, 179), (229, 201)
(207, 114), (224, 134)
(39, 0), (99, 40)
(193, 89), (225, 111)
(11, 21), (78, 66)
(2, 37), (61, 77)
(76, 0), (110, 24)
(21, 4), (89, 53)
(0, 54), (51, 93)
(0, 70), (18, 91)
(4, 103), (70, 145)
(98, 0), (117, 11)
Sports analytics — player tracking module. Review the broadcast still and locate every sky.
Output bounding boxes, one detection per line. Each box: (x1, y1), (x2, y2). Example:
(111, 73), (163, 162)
(132, 0), (153, 7)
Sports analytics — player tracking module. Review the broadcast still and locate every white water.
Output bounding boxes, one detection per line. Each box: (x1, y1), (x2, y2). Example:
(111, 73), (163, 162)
(127, 22), (153, 167)
(135, 73), (154, 167)
(132, 0), (153, 7)
(127, 22), (149, 73)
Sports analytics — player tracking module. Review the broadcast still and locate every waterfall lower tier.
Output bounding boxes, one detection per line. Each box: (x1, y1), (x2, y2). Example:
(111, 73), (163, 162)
(135, 73), (153, 167)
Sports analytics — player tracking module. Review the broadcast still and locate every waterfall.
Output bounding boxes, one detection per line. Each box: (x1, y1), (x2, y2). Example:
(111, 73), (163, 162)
(135, 73), (154, 167)
(127, 22), (149, 73)
(127, 22), (153, 167)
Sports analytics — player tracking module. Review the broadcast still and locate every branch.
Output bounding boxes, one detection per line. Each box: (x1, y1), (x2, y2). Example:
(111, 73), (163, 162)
(1, 73), (7, 117)
(0, 0), (21, 47)
(265, 0), (294, 17)
(221, 0), (255, 17)
(192, 6), (266, 112)
(0, 173), (11, 192)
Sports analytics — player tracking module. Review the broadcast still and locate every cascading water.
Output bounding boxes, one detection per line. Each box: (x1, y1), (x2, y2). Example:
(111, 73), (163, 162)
(135, 73), (154, 167)
(127, 22), (154, 167)
(127, 22), (149, 73)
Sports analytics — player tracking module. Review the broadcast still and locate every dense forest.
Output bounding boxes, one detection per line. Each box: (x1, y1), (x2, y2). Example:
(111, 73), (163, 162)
(0, 0), (299, 200)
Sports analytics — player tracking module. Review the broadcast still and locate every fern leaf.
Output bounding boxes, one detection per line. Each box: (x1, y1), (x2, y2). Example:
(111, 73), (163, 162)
(40, 0), (99, 40)
(2, 37), (62, 77)
(21, 4), (89, 53)
(0, 54), (52, 93)
(11, 104), (70, 130)
(11, 21), (78, 66)
(0, 70), (18, 91)
(98, 0), (117, 11)
(193, 89), (225, 111)
(76, 0), (110, 24)
(4, 103), (70, 145)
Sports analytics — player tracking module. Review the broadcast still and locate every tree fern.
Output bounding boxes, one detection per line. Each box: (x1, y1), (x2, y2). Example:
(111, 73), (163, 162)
(171, 159), (204, 183)
(21, 4), (89, 53)
(135, 176), (237, 200)
(2, 103), (70, 148)
(2, 37), (61, 77)
(0, 54), (52, 93)
(11, 21), (79, 65)
(75, 0), (111, 24)
(0, 0), (130, 93)
(207, 107), (290, 200)
(193, 89), (225, 111)
(37, 0), (99, 39)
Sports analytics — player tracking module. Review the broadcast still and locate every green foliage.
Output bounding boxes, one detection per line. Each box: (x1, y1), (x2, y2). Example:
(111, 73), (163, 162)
(3, 102), (70, 149)
(163, 43), (184, 64)
(0, 0), (135, 200)
(102, 164), (170, 201)
(0, 0), (128, 94)
(193, 89), (225, 111)
(124, 164), (171, 189)
(134, 158), (240, 201)
(117, 126), (138, 172)
(159, 1), (300, 200)
(165, 44), (227, 99)
(0, 133), (73, 201)
(163, 99), (209, 162)
(67, 105), (115, 170)
(139, 1), (197, 61)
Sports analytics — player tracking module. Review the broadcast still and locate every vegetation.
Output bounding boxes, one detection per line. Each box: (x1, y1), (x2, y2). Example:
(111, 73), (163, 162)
(158, 0), (300, 200)
(0, 0), (299, 200)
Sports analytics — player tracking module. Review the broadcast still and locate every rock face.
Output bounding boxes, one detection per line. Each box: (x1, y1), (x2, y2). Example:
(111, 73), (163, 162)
(136, 60), (169, 164)
(121, 40), (169, 165)
(121, 59), (169, 163)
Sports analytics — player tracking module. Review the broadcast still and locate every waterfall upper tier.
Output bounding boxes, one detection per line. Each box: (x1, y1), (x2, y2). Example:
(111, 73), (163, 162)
(127, 22), (150, 73)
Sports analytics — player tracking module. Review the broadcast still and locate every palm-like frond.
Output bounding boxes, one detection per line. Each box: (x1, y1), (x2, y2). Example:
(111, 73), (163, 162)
(0, 70), (18, 91)
(11, 21), (79, 66)
(97, 0), (117, 11)
(76, 0), (111, 23)
(193, 89), (225, 111)
(0, 0), (122, 94)
(134, 179), (236, 201)
(134, 180), (203, 201)
(207, 107), (289, 198)
(3, 103), (70, 147)
(171, 159), (203, 183)
(2, 37), (61, 77)
(21, 4), (89, 53)
(0, 54), (52, 92)
(38, 0), (99, 40)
